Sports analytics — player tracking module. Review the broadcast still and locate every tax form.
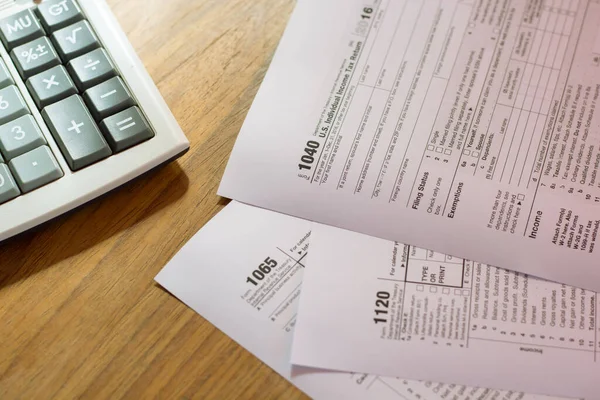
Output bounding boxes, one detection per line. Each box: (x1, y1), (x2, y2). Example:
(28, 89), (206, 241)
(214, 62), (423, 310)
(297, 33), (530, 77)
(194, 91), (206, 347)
(155, 201), (570, 400)
(219, 0), (600, 290)
(292, 222), (596, 398)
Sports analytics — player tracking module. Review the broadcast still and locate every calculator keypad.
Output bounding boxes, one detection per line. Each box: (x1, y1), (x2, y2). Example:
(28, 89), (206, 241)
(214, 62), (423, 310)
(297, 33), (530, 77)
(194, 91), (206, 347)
(0, 0), (155, 204)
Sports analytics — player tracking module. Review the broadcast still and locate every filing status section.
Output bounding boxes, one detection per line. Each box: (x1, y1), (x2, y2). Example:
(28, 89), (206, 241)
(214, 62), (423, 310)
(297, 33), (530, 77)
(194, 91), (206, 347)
(299, 0), (600, 253)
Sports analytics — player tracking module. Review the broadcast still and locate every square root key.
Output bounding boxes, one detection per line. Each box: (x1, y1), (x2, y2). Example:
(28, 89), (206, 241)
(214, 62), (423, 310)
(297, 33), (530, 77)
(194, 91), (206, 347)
(52, 20), (99, 61)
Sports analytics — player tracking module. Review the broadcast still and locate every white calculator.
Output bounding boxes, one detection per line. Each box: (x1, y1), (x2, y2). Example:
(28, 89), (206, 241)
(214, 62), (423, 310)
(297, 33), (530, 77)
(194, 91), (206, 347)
(0, 0), (190, 242)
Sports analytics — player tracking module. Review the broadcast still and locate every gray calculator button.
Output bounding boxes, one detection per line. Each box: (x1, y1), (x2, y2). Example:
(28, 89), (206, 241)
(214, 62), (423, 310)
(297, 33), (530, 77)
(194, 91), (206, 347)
(67, 48), (116, 91)
(37, 0), (84, 32)
(26, 65), (77, 109)
(0, 163), (20, 203)
(0, 60), (13, 89)
(41, 95), (111, 170)
(100, 107), (154, 152)
(0, 9), (45, 51)
(11, 36), (61, 79)
(0, 86), (29, 125)
(84, 77), (135, 121)
(8, 145), (63, 193)
(52, 20), (99, 61)
(0, 115), (46, 160)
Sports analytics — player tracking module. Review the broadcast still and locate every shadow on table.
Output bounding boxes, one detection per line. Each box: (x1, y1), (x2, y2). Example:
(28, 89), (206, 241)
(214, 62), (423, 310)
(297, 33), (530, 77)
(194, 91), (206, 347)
(0, 161), (189, 289)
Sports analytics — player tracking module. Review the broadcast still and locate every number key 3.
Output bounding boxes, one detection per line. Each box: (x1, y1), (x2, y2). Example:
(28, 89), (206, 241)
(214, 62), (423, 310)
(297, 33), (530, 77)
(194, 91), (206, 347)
(0, 115), (46, 160)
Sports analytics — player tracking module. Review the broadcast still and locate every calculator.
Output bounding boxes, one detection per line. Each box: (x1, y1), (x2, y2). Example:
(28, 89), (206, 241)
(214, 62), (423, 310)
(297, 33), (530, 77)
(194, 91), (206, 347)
(0, 0), (190, 242)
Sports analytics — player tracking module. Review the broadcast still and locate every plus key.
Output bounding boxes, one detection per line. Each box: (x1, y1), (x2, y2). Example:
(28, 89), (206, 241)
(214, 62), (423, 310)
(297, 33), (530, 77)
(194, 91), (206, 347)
(68, 120), (84, 133)
(41, 94), (111, 170)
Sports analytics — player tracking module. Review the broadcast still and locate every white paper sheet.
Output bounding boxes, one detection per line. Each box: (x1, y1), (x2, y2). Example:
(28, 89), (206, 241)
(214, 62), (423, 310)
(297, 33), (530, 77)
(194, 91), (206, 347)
(155, 202), (568, 400)
(292, 222), (596, 398)
(219, 0), (600, 291)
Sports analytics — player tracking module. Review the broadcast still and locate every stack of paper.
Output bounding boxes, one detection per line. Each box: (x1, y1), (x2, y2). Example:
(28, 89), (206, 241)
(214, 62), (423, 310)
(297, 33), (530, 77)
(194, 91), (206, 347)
(157, 201), (574, 399)
(157, 0), (600, 397)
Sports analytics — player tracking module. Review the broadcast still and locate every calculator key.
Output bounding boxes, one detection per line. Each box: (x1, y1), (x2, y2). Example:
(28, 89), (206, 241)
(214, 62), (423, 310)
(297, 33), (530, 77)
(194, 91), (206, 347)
(0, 86), (29, 125)
(8, 145), (63, 193)
(26, 65), (77, 109)
(52, 20), (99, 61)
(0, 9), (45, 51)
(0, 60), (14, 90)
(0, 115), (46, 160)
(99, 107), (154, 153)
(0, 163), (20, 204)
(41, 95), (111, 170)
(37, 0), (84, 32)
(11, 36), (61, 79)
(84, 77), (134, 121)
(67, 48), (116, 91)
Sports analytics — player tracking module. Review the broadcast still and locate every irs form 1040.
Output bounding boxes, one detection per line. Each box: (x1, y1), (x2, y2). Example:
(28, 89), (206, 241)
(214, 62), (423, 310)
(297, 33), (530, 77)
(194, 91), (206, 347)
(220, 0), (600, 290)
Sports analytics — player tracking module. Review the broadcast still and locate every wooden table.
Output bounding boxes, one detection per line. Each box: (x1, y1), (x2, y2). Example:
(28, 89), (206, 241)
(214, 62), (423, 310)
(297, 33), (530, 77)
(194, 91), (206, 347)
(0, 0), (306, 398)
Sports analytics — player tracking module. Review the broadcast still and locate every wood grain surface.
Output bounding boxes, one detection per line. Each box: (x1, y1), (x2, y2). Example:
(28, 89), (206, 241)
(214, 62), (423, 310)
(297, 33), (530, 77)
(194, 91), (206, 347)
(0, 0), (307, 398)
